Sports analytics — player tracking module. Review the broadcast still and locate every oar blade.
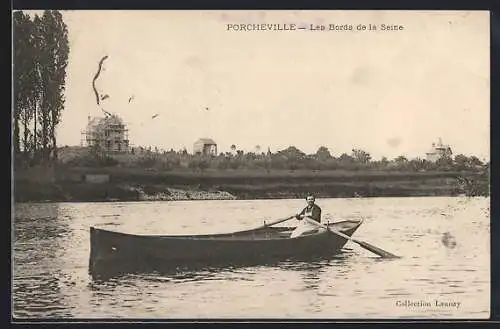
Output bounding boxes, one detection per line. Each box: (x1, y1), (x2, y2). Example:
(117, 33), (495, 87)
(303, 217), (400, 259)
(355, 240), (400, 259)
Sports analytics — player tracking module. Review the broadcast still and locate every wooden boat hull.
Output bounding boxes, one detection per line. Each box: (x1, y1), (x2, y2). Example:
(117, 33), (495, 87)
(89, 220), (363, 277)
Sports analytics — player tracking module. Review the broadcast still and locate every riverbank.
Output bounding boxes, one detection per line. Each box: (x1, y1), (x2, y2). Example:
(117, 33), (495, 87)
(13, 166), (489, 202)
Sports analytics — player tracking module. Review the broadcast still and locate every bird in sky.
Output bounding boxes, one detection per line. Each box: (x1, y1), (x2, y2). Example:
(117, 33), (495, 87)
(92, 55), (109, 106)
(152, 114), (159, 119)
(100, 94), (110, 101)
(102, 108), (112, 117)
(128, 95), (135, 103)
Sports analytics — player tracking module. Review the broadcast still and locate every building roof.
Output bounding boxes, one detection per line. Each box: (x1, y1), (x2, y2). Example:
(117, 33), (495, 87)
(195, 138), (217, 145)
(103, 114), (124, 126)
(427, 138), (452, 155)
(87, 117), (104, 128)
(87, 114), (125, 130)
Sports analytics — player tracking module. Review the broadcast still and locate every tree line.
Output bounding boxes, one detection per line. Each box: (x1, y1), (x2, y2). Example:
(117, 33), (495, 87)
(184, 146), (487, 173)
(68, 144), (488, 174)
(13, 10), (69, 166)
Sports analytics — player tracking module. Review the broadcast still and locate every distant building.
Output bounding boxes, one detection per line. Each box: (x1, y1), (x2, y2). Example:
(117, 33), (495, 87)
(193, 138), (217, 156)
(426, 138), (452, 162)
(81, 114), (129, 153)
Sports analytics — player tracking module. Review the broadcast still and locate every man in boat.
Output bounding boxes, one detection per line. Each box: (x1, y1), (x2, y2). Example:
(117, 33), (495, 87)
(291, 194), (323, 238)
(295, 194), (322, 222)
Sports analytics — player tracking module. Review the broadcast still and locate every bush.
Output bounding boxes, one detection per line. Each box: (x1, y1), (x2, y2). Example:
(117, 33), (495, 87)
(66, 154), (118, 167)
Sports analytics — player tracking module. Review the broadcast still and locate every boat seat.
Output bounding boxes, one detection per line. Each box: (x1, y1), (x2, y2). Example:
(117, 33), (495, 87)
(277, 231), (293, 238)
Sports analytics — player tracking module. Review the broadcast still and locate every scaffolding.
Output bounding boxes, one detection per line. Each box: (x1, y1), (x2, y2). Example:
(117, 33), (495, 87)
(80, 114), (130, 153)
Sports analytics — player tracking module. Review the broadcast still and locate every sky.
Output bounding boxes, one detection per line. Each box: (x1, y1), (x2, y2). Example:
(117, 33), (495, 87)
(24, 10), (490, 160)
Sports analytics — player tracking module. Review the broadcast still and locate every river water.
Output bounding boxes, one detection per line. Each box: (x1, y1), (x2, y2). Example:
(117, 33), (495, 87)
(12, 197), (490, 319)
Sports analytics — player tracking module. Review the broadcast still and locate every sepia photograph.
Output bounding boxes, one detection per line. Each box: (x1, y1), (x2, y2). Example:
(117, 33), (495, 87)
(12, 10), (490, 320)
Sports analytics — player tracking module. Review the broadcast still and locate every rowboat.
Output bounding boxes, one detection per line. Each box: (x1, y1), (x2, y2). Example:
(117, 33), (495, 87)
(89, 219), (364, 277)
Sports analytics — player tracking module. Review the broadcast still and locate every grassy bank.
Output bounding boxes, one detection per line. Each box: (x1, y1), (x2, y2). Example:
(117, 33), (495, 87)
(13, 166), (489, 202)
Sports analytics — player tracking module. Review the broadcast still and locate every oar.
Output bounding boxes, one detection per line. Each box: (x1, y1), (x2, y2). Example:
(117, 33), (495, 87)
(258, 215), (296, 229)
(303, 217), (400, 259)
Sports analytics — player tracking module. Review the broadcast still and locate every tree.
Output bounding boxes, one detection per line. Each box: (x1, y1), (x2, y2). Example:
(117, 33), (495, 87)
(453, 155), (483, 171)
(13, 11), (29, 154)
(453, 154), (469, 170)
(270, 154), (286, 169)
(351, 149), (371, 164)
(14, 11), (39, 159)
(198, 160), (210, 173)
(338, 153), (355, 167)
(277, 146), (306, 160)
(13, 10), (69, 164)
(394, 155), (408, 166)
(188, 159), (199, 172)
(380, 156), (389, 167)
(468, 156), (483, 167)
(436, 155), (453, 171)
(35, 14), (51, 162)
(315, 146), (332, 161)
(47, 10), (69, 161)
(275, 146), (305, 171)
(229, 158), (241, 169)
(408, 157), (425, 172)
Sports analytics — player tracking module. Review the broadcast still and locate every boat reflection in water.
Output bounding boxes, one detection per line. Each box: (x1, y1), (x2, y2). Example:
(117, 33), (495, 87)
(88, 220), (363, 281)
(88, 251), (358, 298)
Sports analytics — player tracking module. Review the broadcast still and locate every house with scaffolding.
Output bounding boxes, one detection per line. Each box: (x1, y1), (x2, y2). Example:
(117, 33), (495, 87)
(81, 114), (130, 153)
